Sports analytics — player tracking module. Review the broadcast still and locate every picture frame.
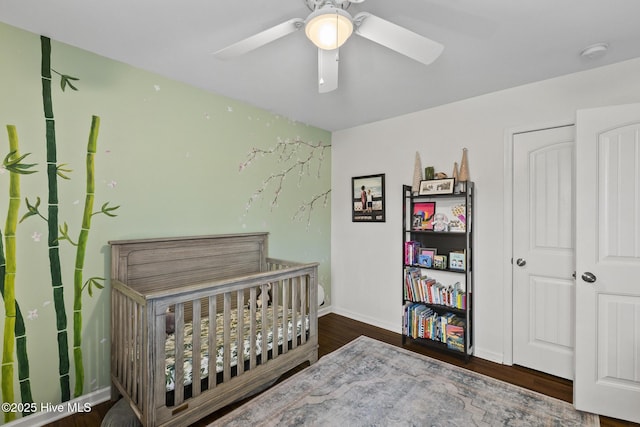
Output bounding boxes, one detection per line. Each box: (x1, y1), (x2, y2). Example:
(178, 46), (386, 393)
(411, 201), (435, 230)
(417, 247), (436, 268)
(419, 178), (455, 195)
(352, 174), (385, 222)
(420, 248), (437, 261)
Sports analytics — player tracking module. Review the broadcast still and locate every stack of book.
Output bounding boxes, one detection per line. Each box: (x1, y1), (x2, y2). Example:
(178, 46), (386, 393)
(403, 267), (466, 309)
(402, 303), (466, 352)
(404, 241), (420, 265)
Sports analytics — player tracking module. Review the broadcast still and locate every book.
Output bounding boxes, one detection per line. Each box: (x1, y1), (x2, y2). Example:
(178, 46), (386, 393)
(433, 254), (447, 270)
(449, 251), (465, 271)
(404, 241), (420, 265)
(446, 321), (465, 352)
(449, 204), (466, 232)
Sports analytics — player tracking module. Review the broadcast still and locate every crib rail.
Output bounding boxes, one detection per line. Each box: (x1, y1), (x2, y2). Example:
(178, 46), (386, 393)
(111, 257), (318, 427)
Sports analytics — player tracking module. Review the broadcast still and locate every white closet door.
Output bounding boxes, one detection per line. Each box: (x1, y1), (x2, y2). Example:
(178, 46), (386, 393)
(574, 103), (640, 423)
(512, 125), (575, 380)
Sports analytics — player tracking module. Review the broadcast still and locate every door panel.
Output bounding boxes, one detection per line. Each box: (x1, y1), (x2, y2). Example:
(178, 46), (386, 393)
(513, 125), (575, 380)
(599, 126), (640, 260)
(530, 275), (574, 349)
(575, 104), (640, 423)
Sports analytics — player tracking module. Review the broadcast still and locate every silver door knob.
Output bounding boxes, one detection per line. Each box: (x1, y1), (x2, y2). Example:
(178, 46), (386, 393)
(516, 258), (526, 267)
(581, 272), (597, 283)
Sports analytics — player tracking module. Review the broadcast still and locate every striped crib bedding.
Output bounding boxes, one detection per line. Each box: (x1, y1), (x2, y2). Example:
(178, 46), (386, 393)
(165, 306), (309, 392)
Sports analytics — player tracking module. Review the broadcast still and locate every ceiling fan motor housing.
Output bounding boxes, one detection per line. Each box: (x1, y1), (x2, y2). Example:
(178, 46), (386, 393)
(305, 0), (355, 12)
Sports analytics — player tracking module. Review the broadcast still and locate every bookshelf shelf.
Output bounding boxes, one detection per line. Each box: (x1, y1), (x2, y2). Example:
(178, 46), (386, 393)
(402, 183), (474, 360)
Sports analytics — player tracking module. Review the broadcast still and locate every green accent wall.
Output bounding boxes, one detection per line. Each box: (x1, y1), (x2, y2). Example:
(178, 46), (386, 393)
(0, 22), (331, 417)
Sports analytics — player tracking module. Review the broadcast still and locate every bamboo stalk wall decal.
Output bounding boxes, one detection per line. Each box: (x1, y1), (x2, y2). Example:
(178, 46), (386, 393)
(40, 35), (71, 402)
(0, 227), (34, 414)
(13, 294), (32, 414)
(0, 128), (35, 415)
(1, 126), (36, 421)
(2, 129), (18, 422)
(72, 115), (99, 397)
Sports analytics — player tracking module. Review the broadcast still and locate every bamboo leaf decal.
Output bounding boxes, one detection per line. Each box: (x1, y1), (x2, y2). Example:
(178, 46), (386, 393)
(58, 222), (77, 246)
(51, 69), (79, 92)
(73, 115), (100, 397)
(2, 152), (37, 175)
(1, 126), (34, 420)
(83, 277), (104, 298)
(56, 164), (72, 180)
(94, 202), (120, 218)
(19, 197), (45, 223)
(41, 35), (71, 402)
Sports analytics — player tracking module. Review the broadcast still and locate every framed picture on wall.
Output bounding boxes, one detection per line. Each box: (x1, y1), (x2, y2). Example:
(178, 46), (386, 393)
(352, 174), (385, 222)
(419, 178), (455, 195)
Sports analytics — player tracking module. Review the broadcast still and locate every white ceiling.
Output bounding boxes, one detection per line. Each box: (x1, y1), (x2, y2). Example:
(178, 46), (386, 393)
(2, 0), (640, 131)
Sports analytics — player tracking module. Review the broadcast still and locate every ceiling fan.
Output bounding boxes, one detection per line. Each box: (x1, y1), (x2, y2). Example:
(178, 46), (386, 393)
(213, 0), (444, 93)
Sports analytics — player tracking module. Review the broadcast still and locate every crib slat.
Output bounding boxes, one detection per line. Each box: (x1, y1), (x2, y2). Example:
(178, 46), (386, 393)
(174, 303), (185, 405)
(236, 289), (244, 376)
(114, 292), (120, 389)
(137, 301), (143, 404)
(208, 295), (216, 389)
(124, 297), (132, 395)
(282, 279), (289, 354)
(223, 292), (231, 382)
(110, 290), (117, 385)
(192, 299), (202, 397)
(118, 294), (125, 394)
(122, 296), (128, 385)
(292, 278), (298, 350)
(300, 275), (307, 345)
(249, 287), (257, 369)
(131, 301), (139, 402)
(271, 282), (279, 359)
(260, 286), (268, 365)
(154, 305), (166, 412)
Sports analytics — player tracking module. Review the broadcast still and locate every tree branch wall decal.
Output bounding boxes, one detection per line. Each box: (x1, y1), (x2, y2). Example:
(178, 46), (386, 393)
(240, 137), (331, 227)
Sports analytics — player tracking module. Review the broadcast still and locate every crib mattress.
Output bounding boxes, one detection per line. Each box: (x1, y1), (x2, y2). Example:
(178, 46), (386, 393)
(165, 306), (308, 392)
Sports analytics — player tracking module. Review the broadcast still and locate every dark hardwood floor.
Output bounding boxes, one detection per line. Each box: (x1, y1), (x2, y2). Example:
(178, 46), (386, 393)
(47, 313), (638, 427)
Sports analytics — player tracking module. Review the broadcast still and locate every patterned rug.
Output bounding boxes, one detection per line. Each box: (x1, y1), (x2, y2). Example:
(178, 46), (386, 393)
(209, 335), (599, 426)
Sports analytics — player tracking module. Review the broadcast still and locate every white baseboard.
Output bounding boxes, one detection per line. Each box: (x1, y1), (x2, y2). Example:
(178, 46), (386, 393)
(5, 387), (111, 427)
(330, 307), (401, 334)
(318, 305), (332, 317)
(473, 347), (506, 364)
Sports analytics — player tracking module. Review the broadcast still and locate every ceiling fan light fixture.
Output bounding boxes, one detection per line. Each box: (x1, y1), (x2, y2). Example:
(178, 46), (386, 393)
(305, 7), (353, 50)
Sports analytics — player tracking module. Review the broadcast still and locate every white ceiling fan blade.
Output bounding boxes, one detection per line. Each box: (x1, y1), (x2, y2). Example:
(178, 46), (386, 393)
(214, 18), (304, 59)
(318, 48), (339, 94)
(354, 12), (443, 65)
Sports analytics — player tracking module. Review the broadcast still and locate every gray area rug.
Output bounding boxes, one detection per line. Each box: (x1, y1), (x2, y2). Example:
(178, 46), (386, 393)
(210, 335), (599, 426)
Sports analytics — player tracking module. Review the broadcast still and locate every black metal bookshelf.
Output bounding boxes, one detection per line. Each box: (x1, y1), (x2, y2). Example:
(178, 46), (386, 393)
(402, 183), (474, 361)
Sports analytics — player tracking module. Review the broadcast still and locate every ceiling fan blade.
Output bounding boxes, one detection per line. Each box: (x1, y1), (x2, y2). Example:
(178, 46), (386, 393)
(318, 48), (339, 93)
(354, 12), (443, 65)
(214, 18), (304, 59)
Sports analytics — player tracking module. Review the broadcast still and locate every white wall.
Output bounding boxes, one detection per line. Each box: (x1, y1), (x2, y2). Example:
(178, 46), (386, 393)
(331, 57), (640, 363)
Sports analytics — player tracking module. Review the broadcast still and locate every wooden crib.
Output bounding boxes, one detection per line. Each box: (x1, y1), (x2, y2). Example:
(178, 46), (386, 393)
(109, 232), (319, 426)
